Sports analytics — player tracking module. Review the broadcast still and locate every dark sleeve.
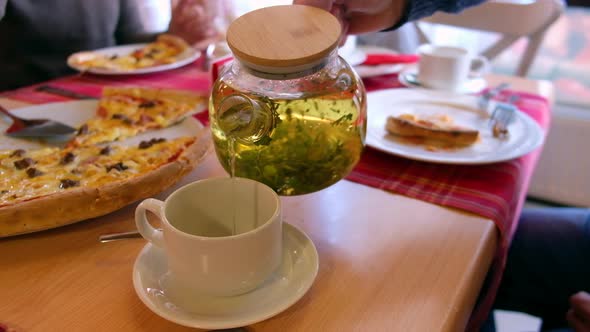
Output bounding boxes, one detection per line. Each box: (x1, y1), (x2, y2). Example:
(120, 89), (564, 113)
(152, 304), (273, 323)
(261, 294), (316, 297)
(385, 0), (488, 31)
(115, 0), (158, 44)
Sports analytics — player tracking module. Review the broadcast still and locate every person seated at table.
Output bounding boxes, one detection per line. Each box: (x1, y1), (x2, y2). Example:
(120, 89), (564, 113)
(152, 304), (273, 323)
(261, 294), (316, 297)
(483, 207), (590, 332)
(0, 0), (227, 91)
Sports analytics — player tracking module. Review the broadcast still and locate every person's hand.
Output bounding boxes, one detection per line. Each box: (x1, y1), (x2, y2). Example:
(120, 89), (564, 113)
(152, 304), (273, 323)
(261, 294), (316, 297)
(568, 292), (590, 332)
(168, 0), (223, 49)
(292, 0), (407, 35)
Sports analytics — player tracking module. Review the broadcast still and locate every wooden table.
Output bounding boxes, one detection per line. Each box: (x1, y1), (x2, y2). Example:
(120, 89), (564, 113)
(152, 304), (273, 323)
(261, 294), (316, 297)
(0, 74), (553, 332)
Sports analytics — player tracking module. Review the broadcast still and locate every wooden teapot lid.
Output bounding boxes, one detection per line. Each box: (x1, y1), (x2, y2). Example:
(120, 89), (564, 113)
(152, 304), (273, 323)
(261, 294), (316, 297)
(227, 5), (341, 74)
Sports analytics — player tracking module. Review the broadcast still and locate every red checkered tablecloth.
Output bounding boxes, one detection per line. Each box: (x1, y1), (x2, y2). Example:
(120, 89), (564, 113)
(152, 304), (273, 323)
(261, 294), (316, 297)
(0, 54), (551, 331)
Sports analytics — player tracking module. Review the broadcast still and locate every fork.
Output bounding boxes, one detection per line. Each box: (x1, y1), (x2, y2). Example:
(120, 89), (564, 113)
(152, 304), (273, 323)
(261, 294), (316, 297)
(0, 103), (78, 137)
(478, 82), (510, 111)
(489, 94), (519, 138)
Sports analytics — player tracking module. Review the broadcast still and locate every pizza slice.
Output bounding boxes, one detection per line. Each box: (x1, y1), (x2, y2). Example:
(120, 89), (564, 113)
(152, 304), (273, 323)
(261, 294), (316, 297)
(69, 87), (206, 147)
(72, 34), (191, 71)
(386, 113), (479, 146)
(130, 34), (190, 68)
(0, 131), (211, 237)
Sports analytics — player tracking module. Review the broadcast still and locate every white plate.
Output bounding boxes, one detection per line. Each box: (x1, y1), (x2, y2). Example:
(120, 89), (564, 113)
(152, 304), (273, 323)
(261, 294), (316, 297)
(398, 67), (487, 95)
(67, 43), (200, 75)
(132, 222), (319, 330)
(0, 100), (205, 150)
(366, 89), (545, 164)
(340, 47), (367, 67)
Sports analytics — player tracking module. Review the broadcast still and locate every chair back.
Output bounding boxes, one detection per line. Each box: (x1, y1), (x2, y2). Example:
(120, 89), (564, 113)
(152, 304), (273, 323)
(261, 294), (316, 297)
(414, 0), (565, 76)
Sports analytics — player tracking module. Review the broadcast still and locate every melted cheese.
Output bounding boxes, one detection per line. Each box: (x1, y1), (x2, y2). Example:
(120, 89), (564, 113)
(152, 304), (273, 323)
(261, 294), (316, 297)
(0, 137), (194, 206)
(73, 94), (199, 146)
(72, 119), (141, 146)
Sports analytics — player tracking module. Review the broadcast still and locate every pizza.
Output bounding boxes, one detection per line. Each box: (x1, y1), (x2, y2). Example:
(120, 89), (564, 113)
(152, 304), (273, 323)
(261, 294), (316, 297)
(69, 87), (205, 146)
(0, 87), (211, 237)
(70, 34), (191, 71)
(386, 113), (479, 146)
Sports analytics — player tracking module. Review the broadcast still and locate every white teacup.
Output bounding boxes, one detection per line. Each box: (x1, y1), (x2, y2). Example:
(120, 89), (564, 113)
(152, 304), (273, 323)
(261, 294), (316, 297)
(416, 44), (489, 91)
(135, 177), (282, 297)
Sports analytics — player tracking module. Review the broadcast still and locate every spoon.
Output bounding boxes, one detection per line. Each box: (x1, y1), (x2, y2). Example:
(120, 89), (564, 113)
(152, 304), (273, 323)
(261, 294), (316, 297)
(98, 230), (142, 243)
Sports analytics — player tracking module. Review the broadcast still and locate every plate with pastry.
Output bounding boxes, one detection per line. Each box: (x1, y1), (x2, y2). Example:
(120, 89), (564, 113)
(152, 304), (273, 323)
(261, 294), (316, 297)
(67, 34), (199, 75)
(366, 88), (544, 164)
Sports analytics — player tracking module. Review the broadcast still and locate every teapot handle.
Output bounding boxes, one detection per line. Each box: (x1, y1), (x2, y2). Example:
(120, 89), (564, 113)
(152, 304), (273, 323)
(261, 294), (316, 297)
(216, 93), (276, 144)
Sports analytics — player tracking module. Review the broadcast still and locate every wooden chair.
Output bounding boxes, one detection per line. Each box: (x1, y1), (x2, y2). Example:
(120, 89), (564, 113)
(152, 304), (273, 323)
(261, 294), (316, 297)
(414, 0), (565, 77)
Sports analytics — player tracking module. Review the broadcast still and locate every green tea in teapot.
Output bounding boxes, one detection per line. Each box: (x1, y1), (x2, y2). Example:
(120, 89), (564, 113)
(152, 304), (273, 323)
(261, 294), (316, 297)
(209, 5), (367, 195)
(210, 81), (364, 195)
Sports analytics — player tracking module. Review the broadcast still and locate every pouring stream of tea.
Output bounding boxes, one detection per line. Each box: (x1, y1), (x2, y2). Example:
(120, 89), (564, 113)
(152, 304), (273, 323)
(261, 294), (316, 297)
(228, 137), (260, 236)
(220, 95), (270, 236)
(228, 137), (237, 235)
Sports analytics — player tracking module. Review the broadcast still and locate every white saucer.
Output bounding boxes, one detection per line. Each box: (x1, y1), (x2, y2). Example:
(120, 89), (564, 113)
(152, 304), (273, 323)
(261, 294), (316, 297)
(398, 68), (487, 94)
(132, 222), (319, 330)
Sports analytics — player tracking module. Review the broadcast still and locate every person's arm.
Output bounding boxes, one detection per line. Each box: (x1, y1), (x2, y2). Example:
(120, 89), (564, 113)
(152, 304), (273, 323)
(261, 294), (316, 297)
(294, 0), (406, 34)
(168, 0), (225, 49)
(293, 0), (487, 34)
(396, 0), (487, 30)
(116, 0), (218, 46)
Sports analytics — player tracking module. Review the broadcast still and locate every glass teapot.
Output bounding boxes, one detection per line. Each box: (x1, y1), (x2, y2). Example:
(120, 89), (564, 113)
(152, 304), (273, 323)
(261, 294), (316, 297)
(209, 5), (366, 196)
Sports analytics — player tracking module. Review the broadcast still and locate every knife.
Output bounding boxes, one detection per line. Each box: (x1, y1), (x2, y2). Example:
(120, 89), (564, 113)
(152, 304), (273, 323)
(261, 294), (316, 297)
(35, 85), (97, 100)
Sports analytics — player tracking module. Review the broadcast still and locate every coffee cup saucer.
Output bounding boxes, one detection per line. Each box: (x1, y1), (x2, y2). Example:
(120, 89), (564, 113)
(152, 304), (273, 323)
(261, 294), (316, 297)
(132, 222), (319, 330)
(398, 68), (487, 94)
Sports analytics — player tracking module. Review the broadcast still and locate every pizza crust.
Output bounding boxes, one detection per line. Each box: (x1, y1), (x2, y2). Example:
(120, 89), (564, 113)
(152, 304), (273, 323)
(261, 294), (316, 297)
(0, 129), (212, 237)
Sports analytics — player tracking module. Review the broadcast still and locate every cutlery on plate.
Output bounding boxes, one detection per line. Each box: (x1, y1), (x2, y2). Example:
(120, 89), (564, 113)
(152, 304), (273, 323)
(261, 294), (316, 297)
(489, 94), (519, 138)
(35, 85), (97, 100)
(200, 43), (216, 71)
(0, 103), (78, 138)
(478, 82), (510, 111)
(98, 230), (142, 243)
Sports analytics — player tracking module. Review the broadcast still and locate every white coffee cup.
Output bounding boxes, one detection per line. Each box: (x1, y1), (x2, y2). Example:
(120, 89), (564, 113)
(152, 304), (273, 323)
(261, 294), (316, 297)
(135, 177), (282, 297)
(416, 44), (489, 91)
